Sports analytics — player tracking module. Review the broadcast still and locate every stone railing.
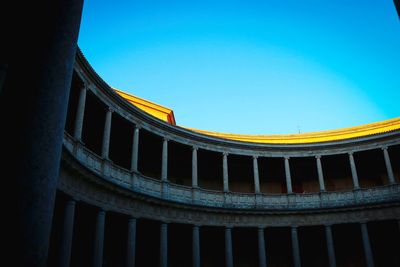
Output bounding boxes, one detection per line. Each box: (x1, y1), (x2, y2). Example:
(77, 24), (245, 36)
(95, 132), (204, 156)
(63, 133), (400, 210)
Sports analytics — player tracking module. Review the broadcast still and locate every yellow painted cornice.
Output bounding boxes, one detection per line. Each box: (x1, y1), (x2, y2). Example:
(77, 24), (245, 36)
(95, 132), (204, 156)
(185, 117), (400, 144)
(115, 88), (400, 144)
(114, 88), (176, 125)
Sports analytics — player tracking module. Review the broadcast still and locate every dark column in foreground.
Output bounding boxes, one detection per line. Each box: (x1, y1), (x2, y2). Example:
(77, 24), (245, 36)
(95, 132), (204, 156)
(1, 0), (83, 265)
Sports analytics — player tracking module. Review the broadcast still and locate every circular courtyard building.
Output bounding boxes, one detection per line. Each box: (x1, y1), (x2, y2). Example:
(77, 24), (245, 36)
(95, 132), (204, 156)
(47, 49), (400, 267)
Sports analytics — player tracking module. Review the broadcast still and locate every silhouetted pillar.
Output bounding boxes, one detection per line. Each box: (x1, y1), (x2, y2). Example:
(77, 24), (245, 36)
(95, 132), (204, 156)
(126, 217), (137, 267)
(73, 83), (87, 141)
(258, 227), (267, 267)
(325, 225), (336, 267)
(382, 147), (396, 184)
(161, 138), (168, 181)
(223, 153), (229, 192)
(225, 227), (233, 267)
(59, 200), (76, 267)
(160, 223), (168, 267)
(192, 147), (198, 188)
(316, 156), (326, 192)
(349, 153), (360, 189)
(291, 226), (301, 267)
(253, 156), (261, 193)
(2, 0), (84, 265)
(130, 126), (140, 172)
(93, 210), (106, 267)
(101, 108), (113, 159)
(284, 157), (293, 193)
(193, 225), (200, 267)
(360, 223), (374, 267)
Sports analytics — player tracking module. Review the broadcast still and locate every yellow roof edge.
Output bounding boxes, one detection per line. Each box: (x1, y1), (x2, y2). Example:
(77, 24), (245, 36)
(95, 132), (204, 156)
(183, 117), (400, 144)
(113, 88), (176, 125)
(113, 88), (174, 113)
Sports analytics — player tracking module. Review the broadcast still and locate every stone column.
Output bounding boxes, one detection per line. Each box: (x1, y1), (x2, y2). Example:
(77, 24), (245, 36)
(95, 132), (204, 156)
(325, 225), (336, 267)
(253, 156), (261, 193)
(126, 217), (137, 267)
(258, 227), (267, 267)
(291, 226), (301, 267)
(348, 153), (360, 189)
(223, 153), (229, 192)
(130, 126), (140, 172)
(225, 227), (233, 267)
(101, 108), (113, 159)
(316, 156), (326, 192)
(382, 147), (396, 184)
(284, 157), (293, 194)
(193, 225), (200, 267)
(192, 147), (198, 188)
(161, 138), (168, 181)
(160, 223), (168, 267)
(73, 83), (87, 141)
(1, 0), (84, 265)
(360, 223), (374, 267)
(93, 210), (106, 267)
(59, 200), (76, 267)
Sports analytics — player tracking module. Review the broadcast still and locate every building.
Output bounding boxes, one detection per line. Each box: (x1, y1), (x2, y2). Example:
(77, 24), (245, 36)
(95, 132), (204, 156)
(2, 1), (400, 267)
(42, 49), (400, 267)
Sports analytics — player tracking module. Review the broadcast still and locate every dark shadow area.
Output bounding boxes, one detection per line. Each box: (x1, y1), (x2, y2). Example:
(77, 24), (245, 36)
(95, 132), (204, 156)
(198, 149), (223, 191)
(109, 113), (134, 170)
(355, 149), (387, 187)
(290, 157), (319, 193)
(265, 227), (293, 267)
(368, 220), (400, 267)
(333, 223), (365, 267)
(137, 129), (162, 179)
(298, 225), (329, 267)
(136, 219), (160, 267)
(168, 223), (192, 267)
(70, 203), (97, 267)
(323, 154), (353, 191)
(232, 227), (258, 267)
(259, 157), (286, 194)
(229, 154), (254, 193)
(103, 212), (127, 267)
(200, 226), (225, 267)
(168, 141), (191, 186)
(81, 91), (107, 156)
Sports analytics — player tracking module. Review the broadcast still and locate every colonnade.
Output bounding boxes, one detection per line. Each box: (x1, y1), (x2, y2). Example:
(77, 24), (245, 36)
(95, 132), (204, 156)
(71, 83), (398, 195)
(57, 198), (387, 267)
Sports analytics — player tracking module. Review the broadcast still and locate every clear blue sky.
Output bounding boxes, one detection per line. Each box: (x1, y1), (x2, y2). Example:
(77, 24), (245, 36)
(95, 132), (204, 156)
(78, 0), (400, 134)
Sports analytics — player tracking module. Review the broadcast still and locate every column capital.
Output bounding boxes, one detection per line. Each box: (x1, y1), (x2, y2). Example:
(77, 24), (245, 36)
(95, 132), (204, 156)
(253, 155), (258, 159)
(381, 146), (388, 151)
(163, 137), (170, 142)
(348, 151), (354, 156)
(315, 155), (322, 159)
(81, 83), (89, 90)
(192, 146), (198, 151)
(222, 152), (229, 157)
(284, 156), (290, 160)
(134, 124), (142, 130)
(106, 106), (114, 113)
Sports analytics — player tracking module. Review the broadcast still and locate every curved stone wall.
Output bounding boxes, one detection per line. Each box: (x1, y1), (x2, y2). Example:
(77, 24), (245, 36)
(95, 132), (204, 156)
(51, 49), (400, 267)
